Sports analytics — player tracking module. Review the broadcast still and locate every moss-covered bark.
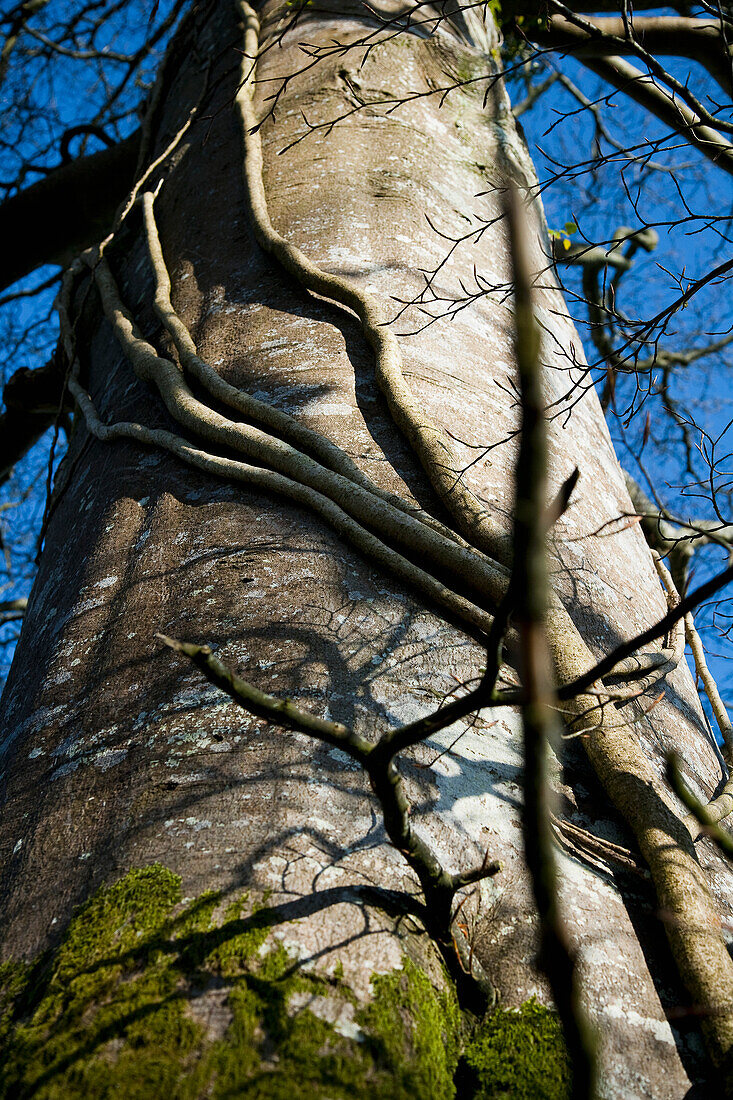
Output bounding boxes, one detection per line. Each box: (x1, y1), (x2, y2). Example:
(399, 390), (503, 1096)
(457, 999), (571, 1099)
(0, 864), (470, 1099)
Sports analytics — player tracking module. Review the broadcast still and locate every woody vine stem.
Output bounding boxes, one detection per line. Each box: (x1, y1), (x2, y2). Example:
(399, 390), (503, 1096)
(53, 0), (733, 1085)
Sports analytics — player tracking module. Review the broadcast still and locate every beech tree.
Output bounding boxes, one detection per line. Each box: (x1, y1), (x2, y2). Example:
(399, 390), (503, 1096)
(1, 1), (733, 1096)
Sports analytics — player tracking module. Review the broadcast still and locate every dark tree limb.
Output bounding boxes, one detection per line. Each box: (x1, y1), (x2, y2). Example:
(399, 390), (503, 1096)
(0, 354), (70, 485)
(0, 130), (141, 291)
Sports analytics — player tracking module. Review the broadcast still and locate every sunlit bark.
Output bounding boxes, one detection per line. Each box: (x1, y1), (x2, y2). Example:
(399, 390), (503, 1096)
(1, 3), (732, 1095)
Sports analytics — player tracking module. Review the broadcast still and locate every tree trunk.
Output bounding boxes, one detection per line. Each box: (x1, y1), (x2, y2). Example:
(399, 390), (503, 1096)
(0, 2), (731, 1096)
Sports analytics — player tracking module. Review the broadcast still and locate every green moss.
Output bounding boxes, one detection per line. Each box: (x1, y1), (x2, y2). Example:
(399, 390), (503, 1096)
(0, 864), (464, 1099)
(0, 961), (27, 1046)
(359, 957), (462, 1100)
(456, 997), (571, 1099)
(0, 866), (206, 1099)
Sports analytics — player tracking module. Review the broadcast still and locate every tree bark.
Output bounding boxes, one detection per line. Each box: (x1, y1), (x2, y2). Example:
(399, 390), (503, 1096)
(0, 2), (731, 1096)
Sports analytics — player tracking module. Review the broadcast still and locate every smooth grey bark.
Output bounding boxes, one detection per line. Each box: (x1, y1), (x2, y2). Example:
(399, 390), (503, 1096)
(0, 1), (731, 1095)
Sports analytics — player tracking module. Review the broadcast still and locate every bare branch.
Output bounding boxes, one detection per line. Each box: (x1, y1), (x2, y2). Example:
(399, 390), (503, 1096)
(507, 185), (596, 1098)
